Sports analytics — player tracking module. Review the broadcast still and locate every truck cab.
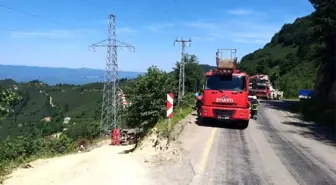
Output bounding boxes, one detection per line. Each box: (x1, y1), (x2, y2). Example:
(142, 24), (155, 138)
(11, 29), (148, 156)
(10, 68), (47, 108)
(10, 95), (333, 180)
(255, 83), (270, 99)
(200, 49), (250, 129)
(249, 75), (271, 99)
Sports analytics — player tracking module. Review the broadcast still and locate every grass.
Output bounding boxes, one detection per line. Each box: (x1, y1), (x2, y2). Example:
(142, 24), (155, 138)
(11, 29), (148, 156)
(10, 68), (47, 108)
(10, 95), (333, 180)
(282, 97), (299, 101)
(155, 106), (193, 137)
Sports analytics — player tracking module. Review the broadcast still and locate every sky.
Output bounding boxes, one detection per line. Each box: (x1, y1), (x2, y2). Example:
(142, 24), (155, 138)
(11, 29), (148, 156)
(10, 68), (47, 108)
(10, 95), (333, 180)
(0, 0), (315, 72)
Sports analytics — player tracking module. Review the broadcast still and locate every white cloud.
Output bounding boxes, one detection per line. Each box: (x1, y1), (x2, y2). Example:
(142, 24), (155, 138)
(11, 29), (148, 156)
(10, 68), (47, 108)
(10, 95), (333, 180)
(225, 9), (253, 16)
(143, 21), (218, 33)
(182, 17), (280, 44)
(142, 10), (280, 44)
(9, 29), (99, 39)
(143, 23), (175, 32)
(182, 21), (218, 30)
(209, 30), (275, 44)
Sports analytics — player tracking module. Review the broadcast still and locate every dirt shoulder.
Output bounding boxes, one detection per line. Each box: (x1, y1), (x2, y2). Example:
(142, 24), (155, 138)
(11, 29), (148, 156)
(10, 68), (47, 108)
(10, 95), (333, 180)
(3, 113), (197, 185)
(3, 140), (150, 185)
(136, 112), (215, 185)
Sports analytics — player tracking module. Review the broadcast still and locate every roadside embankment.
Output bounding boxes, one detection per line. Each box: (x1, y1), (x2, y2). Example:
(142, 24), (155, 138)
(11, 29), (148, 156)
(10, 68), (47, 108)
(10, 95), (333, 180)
(290, 100), (335, 131)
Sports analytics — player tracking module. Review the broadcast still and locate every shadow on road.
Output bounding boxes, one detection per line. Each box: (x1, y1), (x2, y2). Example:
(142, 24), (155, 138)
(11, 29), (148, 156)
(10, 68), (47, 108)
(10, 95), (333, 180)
(119, 144), (137, 154)
(282, 121), (336, 147)
(261, 100), (336, 146)
(261, 100), (298, 113)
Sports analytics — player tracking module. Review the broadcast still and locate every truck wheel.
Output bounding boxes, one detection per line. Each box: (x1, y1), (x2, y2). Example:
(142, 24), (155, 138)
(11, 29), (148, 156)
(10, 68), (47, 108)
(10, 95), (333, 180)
(239, 120), (249, 130)
(198, 117), (209, 125)
(202, 118), (211, 124)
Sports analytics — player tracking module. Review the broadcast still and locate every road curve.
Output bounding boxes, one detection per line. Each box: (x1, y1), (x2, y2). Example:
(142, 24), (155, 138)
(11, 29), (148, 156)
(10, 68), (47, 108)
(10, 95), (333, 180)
(166, 100), (336, 185)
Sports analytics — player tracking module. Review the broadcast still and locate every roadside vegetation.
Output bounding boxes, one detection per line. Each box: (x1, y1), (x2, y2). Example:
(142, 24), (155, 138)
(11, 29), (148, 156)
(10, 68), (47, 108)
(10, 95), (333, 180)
(291, 100), (335, 131)
(237, 0), (335, 127)
(0, 55), (204, 182)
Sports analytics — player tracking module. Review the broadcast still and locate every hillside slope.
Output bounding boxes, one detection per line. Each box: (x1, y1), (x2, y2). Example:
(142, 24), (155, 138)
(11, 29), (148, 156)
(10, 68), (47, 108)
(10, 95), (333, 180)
(0, 80), (102, 139)
(0, 78), (139, 140)
(237, 14), (318, 98)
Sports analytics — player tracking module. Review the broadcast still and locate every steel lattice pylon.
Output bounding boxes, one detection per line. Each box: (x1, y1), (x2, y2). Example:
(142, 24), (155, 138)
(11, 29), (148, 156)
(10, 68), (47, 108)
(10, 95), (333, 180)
(89, 14), (135, 135)
(174, 38), (191, 105)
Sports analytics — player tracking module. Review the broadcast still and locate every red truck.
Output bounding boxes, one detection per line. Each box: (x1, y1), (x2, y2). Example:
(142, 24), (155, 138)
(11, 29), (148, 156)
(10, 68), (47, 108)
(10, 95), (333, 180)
(200, 49), (250, 129)
(249, 74), (284, 100)
(249, 74), (271, 99)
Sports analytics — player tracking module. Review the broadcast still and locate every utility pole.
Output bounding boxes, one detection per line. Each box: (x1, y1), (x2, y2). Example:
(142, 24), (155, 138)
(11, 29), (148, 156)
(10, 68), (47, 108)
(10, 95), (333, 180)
(174, 38), (191, 105)
(89, 14), (135, 135)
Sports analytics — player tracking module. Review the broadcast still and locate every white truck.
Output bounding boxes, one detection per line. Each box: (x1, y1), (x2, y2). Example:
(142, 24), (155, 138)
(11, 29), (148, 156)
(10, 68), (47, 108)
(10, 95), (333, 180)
(270, 86), (283, 100)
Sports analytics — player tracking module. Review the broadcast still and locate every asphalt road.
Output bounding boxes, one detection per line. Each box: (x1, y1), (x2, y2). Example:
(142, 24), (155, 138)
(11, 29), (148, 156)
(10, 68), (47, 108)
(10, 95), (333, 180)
(159, 100), (336, 185)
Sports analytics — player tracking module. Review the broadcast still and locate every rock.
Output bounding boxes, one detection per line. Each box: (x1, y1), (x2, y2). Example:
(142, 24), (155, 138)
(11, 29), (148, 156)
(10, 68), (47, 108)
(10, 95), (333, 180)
(22, 164), (32, 169)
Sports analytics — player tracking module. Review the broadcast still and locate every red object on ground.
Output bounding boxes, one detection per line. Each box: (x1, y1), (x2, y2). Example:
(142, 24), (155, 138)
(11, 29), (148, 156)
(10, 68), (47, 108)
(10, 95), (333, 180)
(111, 128), (120, 145)
(167, 93), (174, 118)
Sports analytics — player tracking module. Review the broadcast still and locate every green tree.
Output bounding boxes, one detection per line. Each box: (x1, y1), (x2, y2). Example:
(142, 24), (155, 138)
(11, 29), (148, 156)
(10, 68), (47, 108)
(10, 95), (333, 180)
(172, 54), (205, 92)
(0, 89), (21, 118)
(64, 103), (69, 112)
(255, 59), (269, 74)
(309, 0), (336, 101)
(279, 53), (298, 76)
(125, 66), (177, 130)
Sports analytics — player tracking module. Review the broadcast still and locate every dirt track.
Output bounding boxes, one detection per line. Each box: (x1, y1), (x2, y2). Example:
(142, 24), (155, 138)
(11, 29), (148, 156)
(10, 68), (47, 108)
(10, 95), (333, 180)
(3, 100), (336, 185)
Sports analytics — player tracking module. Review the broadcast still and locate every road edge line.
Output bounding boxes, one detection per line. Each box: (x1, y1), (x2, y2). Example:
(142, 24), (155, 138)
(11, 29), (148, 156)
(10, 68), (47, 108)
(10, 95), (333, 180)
(200, 128), (217, 173)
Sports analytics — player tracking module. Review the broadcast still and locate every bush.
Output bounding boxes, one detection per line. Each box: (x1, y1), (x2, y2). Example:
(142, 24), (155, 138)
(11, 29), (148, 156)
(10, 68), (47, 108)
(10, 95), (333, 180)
(125, 66), (177, 131)
(179, 93), (196, 108)
(0, 89), (21, 118)
(0, 134), (75, 179)
(63, 119), (100, 141)
(48, 135), (74, 154)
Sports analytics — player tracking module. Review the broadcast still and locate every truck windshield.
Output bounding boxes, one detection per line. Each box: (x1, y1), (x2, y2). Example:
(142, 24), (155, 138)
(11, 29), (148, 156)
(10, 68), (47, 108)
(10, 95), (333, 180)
(205, 75), (246, 91)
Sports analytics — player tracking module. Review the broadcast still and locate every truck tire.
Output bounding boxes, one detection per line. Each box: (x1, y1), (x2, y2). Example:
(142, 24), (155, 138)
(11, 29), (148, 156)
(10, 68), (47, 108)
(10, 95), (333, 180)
(198, 117), (210, 125)
(239, 120), (249, 130)
(202, 117), (211, 124)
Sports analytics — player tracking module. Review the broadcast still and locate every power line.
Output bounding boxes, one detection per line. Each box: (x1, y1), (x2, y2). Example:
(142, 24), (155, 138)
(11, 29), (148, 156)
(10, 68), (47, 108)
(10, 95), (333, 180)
(0, 3), (69, 28)
(0, 3), (95, 40)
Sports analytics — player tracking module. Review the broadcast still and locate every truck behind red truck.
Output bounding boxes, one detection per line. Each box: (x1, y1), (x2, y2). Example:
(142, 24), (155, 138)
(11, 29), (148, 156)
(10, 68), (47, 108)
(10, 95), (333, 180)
(200, 49), (250, 129)
(249, 75), (271, 99)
